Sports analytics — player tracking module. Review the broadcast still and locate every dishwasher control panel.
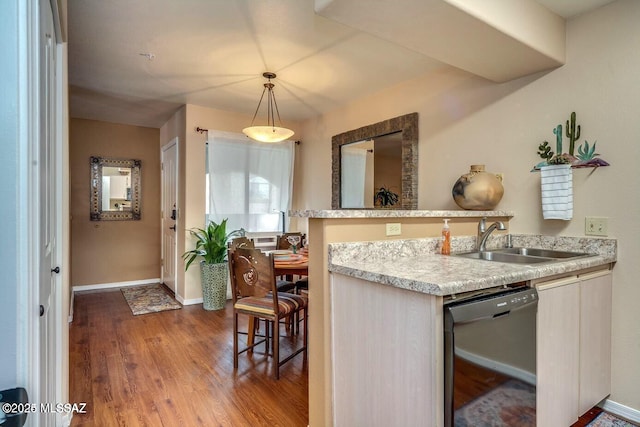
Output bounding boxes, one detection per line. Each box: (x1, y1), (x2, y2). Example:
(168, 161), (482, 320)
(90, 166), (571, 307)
(446, 287), (538, 323)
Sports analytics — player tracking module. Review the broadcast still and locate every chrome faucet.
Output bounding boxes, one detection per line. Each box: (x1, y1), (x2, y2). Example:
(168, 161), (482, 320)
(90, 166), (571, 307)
(477, 217), (506, 251)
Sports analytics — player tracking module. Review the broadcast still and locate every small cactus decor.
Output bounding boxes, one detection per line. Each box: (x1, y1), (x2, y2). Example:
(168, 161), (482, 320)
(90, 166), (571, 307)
(576, 140), (599, 161)
(566, 111), (581, 156)
(537, 141), (554, 162)
(534, 111), (609, 170)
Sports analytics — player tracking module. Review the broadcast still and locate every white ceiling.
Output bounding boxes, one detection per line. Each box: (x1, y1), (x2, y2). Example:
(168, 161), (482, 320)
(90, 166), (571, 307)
(536, 0), (615, 18)
(67, 0), (617, 129)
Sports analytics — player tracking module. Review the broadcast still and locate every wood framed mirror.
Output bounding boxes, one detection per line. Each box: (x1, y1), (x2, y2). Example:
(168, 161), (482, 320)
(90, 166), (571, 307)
(331, 112), (418, 209)
(90, 156), (142, 220)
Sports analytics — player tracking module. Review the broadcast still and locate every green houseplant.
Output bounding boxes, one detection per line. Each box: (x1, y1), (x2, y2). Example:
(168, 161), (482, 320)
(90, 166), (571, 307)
(374, 186), (399, 208)
(183, 219), (244, 311)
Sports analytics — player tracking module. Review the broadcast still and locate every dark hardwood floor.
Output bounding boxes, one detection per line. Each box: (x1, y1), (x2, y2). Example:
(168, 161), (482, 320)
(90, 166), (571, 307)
(69, 289), (308, 426)
(70, 288), (603, 426)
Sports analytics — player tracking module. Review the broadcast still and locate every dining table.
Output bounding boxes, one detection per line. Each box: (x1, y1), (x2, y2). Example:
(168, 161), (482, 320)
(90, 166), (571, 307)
(273, 251), (308, 277)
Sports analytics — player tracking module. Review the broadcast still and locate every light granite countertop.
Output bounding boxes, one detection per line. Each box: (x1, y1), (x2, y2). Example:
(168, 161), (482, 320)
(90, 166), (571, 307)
(290, 209), (514, 218)
(328, 235), (617, 296)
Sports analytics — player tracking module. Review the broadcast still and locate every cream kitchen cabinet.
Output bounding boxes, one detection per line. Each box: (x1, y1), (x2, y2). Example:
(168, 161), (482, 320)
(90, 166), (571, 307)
(536, 275), (581, 426)
(535, 268), (612, 426)
(330, 273), (444, 426)
(578, 270), (613, 415)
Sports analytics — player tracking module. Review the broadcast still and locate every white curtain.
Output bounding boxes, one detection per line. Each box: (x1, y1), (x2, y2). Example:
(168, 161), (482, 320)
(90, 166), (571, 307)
(206, 131), (294, 233)
(341, 146), (369, 208)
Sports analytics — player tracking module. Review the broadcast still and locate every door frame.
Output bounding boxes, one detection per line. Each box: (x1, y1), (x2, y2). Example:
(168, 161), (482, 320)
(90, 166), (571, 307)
(17, 0), (42, 416)
(161, 137), (179, 296)
(16, 0), (67, 425)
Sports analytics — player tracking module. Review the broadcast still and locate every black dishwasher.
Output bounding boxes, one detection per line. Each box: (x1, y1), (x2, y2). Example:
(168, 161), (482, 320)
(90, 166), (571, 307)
(444, 285), (538, 427)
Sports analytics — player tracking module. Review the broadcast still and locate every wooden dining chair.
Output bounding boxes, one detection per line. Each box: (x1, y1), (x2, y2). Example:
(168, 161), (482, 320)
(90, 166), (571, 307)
(228, 247), (308, 379)
(276, 232), (306, 283)
(276, 232), (306, 251)
(228, 236), (255, 250)
(229, 238), (295, 292)
(226, 242), (295, 345)
(295, 277), (308, 294)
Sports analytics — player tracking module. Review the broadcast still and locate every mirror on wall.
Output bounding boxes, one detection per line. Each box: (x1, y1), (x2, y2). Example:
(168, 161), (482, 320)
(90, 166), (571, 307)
(90, 156), (142, 220)
(332, 113), (418, 209)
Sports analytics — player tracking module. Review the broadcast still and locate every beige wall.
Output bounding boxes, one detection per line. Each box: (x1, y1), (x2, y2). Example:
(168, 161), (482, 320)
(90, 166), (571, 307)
(70, 119), (161, 286)
(298, 0), (640, 414)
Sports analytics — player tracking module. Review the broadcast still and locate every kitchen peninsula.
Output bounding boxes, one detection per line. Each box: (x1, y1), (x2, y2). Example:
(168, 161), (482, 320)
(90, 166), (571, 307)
(294, 209), (616, 427)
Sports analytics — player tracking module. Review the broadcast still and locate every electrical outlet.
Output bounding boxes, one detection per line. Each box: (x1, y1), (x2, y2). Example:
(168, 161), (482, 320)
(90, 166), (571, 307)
(386, 223), (401, 236)
(585, 217), (608, 236)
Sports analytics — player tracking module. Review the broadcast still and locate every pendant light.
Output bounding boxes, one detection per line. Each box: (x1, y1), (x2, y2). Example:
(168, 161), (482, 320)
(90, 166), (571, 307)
(242, 72), (294, 143)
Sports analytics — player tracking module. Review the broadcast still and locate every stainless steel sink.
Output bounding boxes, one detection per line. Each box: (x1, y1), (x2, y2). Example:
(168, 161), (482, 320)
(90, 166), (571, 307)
(492, 247), (592, 259)
(454, 247), (594, 264)
(455, 251), (553, 264)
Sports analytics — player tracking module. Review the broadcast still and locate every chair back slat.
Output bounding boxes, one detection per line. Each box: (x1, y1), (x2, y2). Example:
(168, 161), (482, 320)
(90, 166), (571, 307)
(228, 247), (278, 306)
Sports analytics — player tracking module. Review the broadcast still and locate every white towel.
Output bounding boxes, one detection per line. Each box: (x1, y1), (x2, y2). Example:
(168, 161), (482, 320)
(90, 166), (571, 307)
(540, 164), (573, 220)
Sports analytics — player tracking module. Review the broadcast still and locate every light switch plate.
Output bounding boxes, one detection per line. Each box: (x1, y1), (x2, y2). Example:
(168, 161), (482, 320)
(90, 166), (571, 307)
(386, 223), (401, 236)
(585, 217), (608, 236)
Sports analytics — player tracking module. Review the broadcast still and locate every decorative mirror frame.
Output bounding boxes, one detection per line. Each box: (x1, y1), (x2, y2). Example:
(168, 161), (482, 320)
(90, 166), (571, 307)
(90, 156), (142, 221)
(331, 112), (418, 209)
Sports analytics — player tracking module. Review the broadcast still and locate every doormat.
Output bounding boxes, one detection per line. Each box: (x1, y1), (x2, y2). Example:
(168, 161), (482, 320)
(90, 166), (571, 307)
(587, 412), (640, 427)
(455, 379), (535, 427)
(121, 284), (181, 316)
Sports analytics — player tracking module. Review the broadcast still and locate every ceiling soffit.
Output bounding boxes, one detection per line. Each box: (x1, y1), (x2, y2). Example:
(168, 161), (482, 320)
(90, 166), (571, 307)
(315, 0), (566, 83)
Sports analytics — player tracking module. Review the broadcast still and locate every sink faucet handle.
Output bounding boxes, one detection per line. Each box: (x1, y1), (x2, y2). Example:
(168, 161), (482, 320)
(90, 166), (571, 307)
(478, 217), (487, 232)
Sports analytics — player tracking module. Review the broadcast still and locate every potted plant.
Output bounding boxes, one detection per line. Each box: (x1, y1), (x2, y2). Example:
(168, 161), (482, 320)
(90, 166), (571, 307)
(374, 186), (399, 208)
(183, 219), (244, 311)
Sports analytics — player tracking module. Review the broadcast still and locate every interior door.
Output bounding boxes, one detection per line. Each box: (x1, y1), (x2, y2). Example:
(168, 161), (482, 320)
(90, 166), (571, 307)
(38, 0), (58, 424)
(161, 138), (178, 294)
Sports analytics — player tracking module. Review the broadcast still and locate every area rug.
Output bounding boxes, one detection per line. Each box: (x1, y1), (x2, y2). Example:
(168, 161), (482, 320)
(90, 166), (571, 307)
(587, 412), (640, 427)
(121, 284), (181, 316)
(455, 379), (536, 427)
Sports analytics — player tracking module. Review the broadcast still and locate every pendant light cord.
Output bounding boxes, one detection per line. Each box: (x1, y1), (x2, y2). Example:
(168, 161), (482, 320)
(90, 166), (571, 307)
(248, 74), (285, 131)
(248, 85), (269, 127)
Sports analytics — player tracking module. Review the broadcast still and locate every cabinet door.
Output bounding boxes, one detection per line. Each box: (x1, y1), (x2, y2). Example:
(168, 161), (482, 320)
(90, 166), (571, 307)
(331, 274), (443, 426)
(579, 270), (612, 415)
(110, 175), (128, 199)
(537, 276), (580, 427)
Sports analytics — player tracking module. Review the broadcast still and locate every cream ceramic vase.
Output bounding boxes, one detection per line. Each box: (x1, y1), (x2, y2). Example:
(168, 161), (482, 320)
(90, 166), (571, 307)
(452, 165), (504, 210)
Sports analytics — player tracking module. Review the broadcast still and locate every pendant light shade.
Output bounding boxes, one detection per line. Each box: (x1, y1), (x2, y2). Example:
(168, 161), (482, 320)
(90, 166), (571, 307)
(242, 125), (294, 143)
(242, 72), (294, 143)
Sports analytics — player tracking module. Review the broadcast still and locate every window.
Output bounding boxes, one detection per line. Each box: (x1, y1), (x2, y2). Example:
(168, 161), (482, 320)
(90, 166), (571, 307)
(206, 131), (294, 233)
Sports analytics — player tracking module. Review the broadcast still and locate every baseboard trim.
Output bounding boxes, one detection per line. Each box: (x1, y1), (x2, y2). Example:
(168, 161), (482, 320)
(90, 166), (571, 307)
(72, 278), (161, 293)
(600, 399), (640, 423)
(176, 295), (203, 306)
(175, 295), (231, 306)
